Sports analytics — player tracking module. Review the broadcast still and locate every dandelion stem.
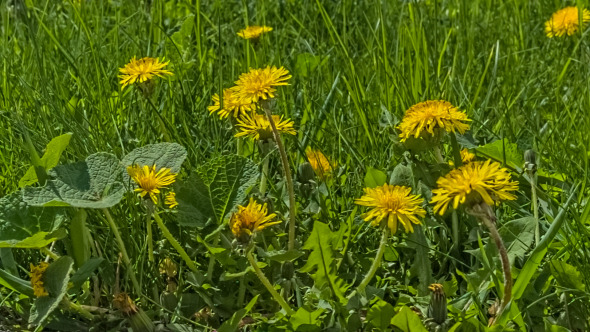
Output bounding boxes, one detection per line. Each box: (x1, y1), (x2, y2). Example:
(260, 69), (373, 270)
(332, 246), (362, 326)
(480, 213), (512, 324)
(146, 209), (154, 262)
(153, 212), (199, 275)
(101, 209), (142, 297)
(356, 227), (390, 294)
(65, 298), (94, 320)
(246, 249), (295, 315)
(261, 103), (297, 251)
(529, 171), (540, 245)
(259, 148), (270, 195)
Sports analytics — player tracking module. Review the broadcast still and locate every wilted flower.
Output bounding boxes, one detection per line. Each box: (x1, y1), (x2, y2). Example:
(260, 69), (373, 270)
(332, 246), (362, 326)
(208, 88), (255, 119)
(355, 184), (426, 234)
(306, 147), (336, 180)
(431, 160), (519, 215)
(545, 7), (590, 38)
(398, 100), (470, 142)
(233, 66), (291, 105)
(230, 198), (281, 240)
(127, 165), (177, 205)
(235, 113), (296, 141)
(119, 57), (172, 90)
(237, 25), (273, 40)
(30, 262), (50, 297)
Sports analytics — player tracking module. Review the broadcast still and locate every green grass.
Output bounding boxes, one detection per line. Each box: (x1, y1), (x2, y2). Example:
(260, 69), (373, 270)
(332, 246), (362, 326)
(1, 0), (590, 331)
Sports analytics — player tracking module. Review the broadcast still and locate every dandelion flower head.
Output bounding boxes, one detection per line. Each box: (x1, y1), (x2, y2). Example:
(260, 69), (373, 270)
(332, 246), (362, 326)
(431, 160), (519, 215)
(233, 66), (291, 105)
(355, 184), (426, 234)
(306, 147), (336, 180)
(119, 57), (173, 90)
(398, 100), (470, 142)
(127, 164), (177, 205)
(208, 88), (256, 119)
(545, 7), (590, 38)
(237, 25), (273, 40)
(30, 262), (50, 297)
(230, 198), (281, 240)
(235, 113), (296, 141)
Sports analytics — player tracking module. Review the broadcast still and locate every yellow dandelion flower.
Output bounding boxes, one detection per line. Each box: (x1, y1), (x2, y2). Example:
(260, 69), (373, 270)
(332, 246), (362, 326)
(165, 192), (178, 208)
(208, 88), (256, 119)
(233, 66), (291, 104)
(237, 25), (273, 40)
(449, 149), (476, 167)
(431, 160), (519, 215)
(306, 147), (336, 180)
(230, 198), (281, 239)
(127, 165), (177, 205)
(545, 7), (590, 38)
(355, 184), (426, 234)
(235, 112), (296, 141)
(30, 262), (49, 297)
(119, 57), (173, 90)
(398, 100), (471, 142)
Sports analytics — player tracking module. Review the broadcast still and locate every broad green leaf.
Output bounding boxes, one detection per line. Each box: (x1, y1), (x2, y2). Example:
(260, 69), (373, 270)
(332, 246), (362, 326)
(121, 143), (187, 183)
(19, 133), (73, 187)
(364, 167), (387, 188)
(29, 256), (74, 325)
(408, 226), (433, 295)
(391, 306), (428, 332)
(389, 163), (412, 187)
(0, 191), (65, 248)
(366, 299), (395, 330)
(177, 155), (258, 227)
(218, 295), (259, 332)
(550, 260), (585, 291)
(476, 139), (523, 171)
(69, 258), (104, 290)
(0, 268), (34, 297)
(263, 249), (304, 262)
(23, 153), (125, 209)
(300, 220), (348, 301)
(289, 307), (324, 331)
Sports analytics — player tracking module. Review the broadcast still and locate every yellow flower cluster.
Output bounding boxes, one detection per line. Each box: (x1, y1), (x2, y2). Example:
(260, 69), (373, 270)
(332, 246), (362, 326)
(119, 57), (173, 90)
(545, 7), (590, 38)
(127, 164), (178, 206)
(237, 25), (273, 40)
(398, 100), (470, 142)
(30, 262), (50, 297)
(230, 198), (281, 240)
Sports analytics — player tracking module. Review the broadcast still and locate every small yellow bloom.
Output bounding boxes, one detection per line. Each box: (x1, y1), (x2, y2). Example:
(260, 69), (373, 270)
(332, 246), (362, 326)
(127, 165), (177, 205)
(30, 262), (49, 297)
(431, 160), (519, 215)
(119, 57), (173, 90)
(449, 149), (476, 167)
(237, 25), (273, 40)
(545, 7), (590, 38)
(306, 147), (336, 180)
(208, 88), (256, 119)
(165, 192), (178, 208)
(398, 100), (470, 142)
(230, 198), (281, 239)
(235, 113), (296, 141)
(355, 184), (426, 234)
(233, 66), (291, 105)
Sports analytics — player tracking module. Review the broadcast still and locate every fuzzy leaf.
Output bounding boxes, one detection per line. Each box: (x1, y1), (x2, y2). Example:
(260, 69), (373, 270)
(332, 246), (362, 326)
(300, 220), (348, 301)
(176, 155), (258, 227)
(23, 153), (125, 209)
(0, 191), (65, 248)
(29, 256), (74, 325)
(19, 133), (73, 187)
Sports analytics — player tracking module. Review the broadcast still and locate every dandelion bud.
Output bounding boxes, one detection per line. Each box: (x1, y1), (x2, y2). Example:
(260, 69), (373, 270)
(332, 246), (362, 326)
(298, 162), (316, 184)
(427, 284), (447, 325)
(524, 149), (537, 173)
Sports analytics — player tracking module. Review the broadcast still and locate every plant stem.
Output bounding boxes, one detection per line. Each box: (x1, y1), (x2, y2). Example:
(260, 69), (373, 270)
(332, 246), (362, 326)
(246, 249), (295, 315)
(356, 227), (390, 294)
(153, 212), (199, 275)
(261, 102), (297, 251)
(40, 247), (59, 261)
(259, 149), (270, 195)
(146, 209), (154, 262)
(66, 298), (95, 320)
(101, 209), (142, 297)
(480, 214), (512, 324)
(529, 170), (540, 245)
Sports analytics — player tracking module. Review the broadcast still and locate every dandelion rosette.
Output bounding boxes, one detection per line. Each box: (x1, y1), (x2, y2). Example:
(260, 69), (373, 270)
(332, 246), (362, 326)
(233, 66), (291, 105)
(235, 112), (296, 141)
(119, 57), (173, 90)
(398, 100), (470, 142)
(230, 198), (281, 241)
(208, 88), (256, 119)
(355, 184), (426, 234)
(431, 160), (519, 215)
(127, 164), (177, 205)
(30, 262), (50, 297)
(237, 25), (273, 40)
(545, 7), (590, 38)
(306, 147), (336, 180)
